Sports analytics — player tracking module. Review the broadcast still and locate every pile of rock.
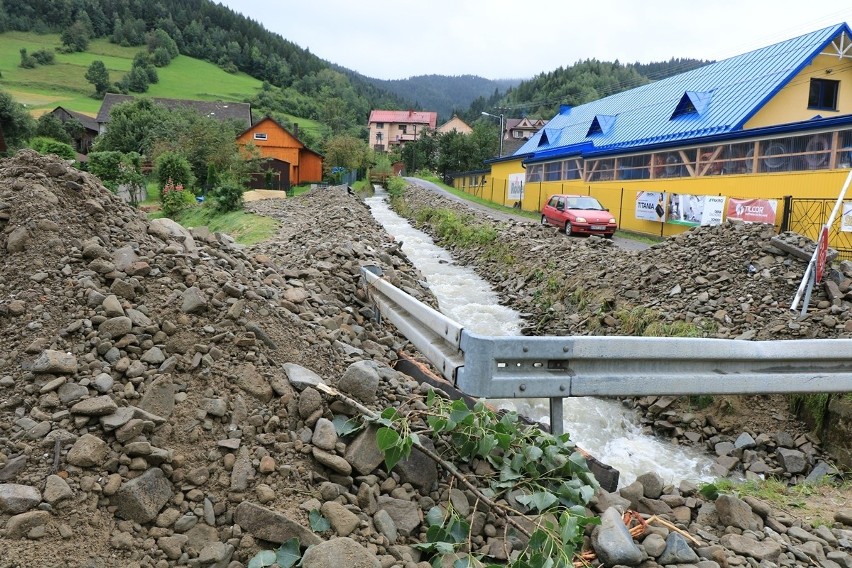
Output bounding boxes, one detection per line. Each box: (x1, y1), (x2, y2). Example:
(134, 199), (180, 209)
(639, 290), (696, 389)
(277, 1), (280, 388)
(590, 470), (852, 567)
(1, 151), (850, 567)
(0, 151), (442, 566)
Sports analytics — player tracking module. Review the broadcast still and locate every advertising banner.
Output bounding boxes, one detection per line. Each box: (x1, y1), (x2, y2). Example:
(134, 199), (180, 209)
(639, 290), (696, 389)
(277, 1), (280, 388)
(508, 173), (525, 201)
(726, 198), (778, 224)
(842, 202), (852, 233)
(636, 191), (667, 222)
(666, 193), (726, 227)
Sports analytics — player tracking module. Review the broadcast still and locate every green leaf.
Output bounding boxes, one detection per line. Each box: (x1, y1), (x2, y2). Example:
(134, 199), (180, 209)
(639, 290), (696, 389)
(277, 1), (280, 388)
(527, 529), (549, 552)
(477, 435), (497, 456)
(495, 432), (512, 449)
(275, 538), (301, 568)
(380, 407), (399, 421)
(434, 541), (456, 555)
(515, 491), (558, 511)
(309, 509), (330, 532)
(499, 466), (523, 482)
(427, 416), (447, 432)
(247, 550), (276, 568)
(579, 483), (595, 504)
(332, 415), (361, 437)
(447, 517), (470, 543)
(376, 427), (401, 451)
(454, 556), (485, 568)
(449, 400), (472, 424)
(524, 446), (543, 462)
(383, 445), (407, 471)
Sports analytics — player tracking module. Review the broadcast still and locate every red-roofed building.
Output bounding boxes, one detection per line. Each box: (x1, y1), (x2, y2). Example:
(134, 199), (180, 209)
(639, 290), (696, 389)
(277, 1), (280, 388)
(368, 109), (437, 152)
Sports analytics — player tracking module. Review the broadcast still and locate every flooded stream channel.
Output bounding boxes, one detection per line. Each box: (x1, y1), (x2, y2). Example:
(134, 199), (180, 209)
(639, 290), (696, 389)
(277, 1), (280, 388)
(365, 189), (713, 486)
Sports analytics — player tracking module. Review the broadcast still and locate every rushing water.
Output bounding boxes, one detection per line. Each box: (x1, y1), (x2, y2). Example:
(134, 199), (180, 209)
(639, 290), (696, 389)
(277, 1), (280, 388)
(364, 189), (713, 486)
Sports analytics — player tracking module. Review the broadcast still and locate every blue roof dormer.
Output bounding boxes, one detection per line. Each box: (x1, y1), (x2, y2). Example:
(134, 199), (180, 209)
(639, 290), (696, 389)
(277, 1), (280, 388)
(586, 114), (617, 136)
(671, 91), (713, 119)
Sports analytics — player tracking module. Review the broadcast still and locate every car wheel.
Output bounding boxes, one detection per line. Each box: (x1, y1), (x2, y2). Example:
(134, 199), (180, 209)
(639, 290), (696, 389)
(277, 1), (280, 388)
(540, 215), (548, 225)
(604, 233), (614, 239)
(565, 221), (574, 236)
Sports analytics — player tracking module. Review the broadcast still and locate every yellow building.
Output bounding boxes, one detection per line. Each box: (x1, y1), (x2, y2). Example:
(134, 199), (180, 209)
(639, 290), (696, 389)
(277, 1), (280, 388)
(456, 24), (852, 257)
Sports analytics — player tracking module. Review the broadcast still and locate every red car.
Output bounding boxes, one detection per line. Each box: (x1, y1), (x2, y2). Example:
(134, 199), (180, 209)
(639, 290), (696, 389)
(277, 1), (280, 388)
(540, 194), (617, 238)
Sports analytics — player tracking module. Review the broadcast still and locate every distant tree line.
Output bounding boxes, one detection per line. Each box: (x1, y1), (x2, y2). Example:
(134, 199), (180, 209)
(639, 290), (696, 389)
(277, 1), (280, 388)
(486, 58), (713, 120)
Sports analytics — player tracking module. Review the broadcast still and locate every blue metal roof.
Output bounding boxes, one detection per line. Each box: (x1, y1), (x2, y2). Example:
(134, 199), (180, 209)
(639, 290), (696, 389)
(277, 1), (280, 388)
(515, 23), (852, 162)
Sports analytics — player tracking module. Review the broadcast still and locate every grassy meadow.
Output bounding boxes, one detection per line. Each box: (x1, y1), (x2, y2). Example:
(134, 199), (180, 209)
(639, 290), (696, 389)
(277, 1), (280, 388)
(0, 31), (264, 116)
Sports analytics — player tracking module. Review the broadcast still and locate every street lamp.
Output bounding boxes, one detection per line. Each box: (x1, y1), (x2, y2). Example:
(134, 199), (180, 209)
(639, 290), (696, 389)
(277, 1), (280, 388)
(481, 111), (504, 157)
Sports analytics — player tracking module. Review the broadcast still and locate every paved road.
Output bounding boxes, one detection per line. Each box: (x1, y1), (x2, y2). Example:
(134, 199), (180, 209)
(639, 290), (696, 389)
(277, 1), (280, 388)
(404, 177), (652, 251)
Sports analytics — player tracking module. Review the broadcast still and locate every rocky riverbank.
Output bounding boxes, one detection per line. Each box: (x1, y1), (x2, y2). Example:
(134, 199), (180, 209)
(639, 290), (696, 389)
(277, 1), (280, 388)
(0, 152), (851, 568)
(393, 182), (852, 474)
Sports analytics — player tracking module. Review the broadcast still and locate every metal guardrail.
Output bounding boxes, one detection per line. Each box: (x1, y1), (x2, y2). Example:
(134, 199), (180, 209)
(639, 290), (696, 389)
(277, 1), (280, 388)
(361, 266), (852, 434)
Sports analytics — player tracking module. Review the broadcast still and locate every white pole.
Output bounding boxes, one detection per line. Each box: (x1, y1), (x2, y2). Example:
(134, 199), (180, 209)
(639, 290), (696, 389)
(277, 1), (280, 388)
(790, 167), (852, 310)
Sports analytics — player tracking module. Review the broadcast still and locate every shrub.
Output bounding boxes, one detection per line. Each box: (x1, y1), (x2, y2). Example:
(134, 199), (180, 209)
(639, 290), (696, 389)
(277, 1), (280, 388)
(210, 180), (244, 213)
(36, 114), (72, 144)
(31, 48), (55, 65)
(88, 150), (142, 191)
(151, 47), (171, 67)
(19, 48), (36, 69)
(155, 151), (195, 189)
(161, 178), (197, 217)
(386, 175), (406, 197)
(29, 137), (76, 160)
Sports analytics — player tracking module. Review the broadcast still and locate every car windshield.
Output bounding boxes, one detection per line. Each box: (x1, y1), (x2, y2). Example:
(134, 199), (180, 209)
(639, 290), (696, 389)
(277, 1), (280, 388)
(566, 197), (604, 210)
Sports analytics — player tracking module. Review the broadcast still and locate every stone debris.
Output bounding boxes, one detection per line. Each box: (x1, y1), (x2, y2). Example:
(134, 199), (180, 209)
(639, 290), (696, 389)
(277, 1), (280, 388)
(0, 151), (850, 567)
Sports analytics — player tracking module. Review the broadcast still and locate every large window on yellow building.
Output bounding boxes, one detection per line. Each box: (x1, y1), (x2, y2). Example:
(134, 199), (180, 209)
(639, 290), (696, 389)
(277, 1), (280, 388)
(526, 164), (543, 182)
(544, 162), (561, 181)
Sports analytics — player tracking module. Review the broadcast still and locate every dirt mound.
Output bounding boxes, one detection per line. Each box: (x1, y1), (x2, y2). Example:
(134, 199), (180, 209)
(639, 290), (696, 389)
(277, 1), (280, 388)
(1, 153), (850, 567)
(0, 151), (429, 566)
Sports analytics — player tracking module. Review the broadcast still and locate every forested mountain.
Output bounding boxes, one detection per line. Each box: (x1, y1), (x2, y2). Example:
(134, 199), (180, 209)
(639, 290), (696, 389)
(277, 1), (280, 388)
(629, 57), (711, 81)
(0, 0), (410, 138)
(0, 0), (712, 148)
(362, 74), (522, 124)
(494, 58), (713, 119)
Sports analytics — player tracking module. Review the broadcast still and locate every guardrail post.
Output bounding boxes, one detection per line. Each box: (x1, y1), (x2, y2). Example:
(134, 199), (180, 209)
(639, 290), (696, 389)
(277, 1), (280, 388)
(550, 398), (564, 436)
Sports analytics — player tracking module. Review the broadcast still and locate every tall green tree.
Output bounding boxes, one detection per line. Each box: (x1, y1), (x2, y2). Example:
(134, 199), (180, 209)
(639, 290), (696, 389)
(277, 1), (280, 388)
(322, 134), (370, 178)
(60, 19), (90, 52)
(35, 113), (72, 144)
(84, 60), (110, 97)
(93, 98), (165, 154)
(0, 90), (36, 151)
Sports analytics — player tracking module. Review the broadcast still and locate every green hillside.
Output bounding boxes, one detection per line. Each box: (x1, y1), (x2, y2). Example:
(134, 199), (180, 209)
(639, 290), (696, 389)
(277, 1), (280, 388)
(0, 31), (264, 116)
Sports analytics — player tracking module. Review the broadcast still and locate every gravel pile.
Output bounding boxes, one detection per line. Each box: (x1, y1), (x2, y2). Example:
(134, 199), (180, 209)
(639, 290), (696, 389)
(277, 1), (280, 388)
(1, 152), (851, 568)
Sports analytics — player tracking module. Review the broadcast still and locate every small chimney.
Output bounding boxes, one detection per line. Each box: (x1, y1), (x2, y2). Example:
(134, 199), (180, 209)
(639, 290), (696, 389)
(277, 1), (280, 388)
(559, 105), (572, 115)
(293, 123), (299, 137)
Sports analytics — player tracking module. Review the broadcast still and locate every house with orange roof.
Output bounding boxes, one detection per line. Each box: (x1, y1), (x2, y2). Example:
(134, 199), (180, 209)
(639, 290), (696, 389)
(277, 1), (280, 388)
(236, 116), (323, 187)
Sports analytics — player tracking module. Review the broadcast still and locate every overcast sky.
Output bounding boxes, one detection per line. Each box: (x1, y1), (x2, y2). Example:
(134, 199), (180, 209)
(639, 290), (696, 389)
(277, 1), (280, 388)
(216, 2), (852, 80)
